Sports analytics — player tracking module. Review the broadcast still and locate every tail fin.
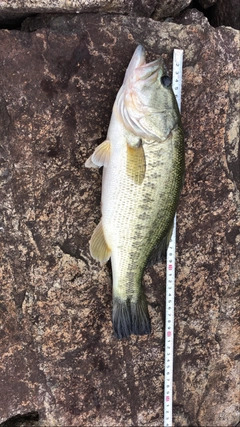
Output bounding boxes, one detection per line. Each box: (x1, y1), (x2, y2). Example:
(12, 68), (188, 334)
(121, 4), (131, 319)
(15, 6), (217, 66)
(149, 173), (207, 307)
(112, 294), (151, 339)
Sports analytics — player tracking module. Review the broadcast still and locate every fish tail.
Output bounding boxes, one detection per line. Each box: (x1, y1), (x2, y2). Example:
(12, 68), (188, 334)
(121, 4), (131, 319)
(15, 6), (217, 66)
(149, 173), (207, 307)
(112, 293), (151, 339)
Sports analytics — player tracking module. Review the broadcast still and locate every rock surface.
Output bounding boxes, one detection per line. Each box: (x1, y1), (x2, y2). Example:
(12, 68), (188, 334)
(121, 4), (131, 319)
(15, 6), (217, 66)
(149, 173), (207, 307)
(0, 0), (192, 27)
(0, 12), (239, 427)
(209, 0), (240, 30)
(151, 0), (191, 20)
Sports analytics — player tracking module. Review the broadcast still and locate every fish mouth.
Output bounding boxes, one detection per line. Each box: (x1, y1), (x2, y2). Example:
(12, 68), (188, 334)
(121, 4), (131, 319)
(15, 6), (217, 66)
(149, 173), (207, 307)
(135, 59), (162, 85)
(123, 45), (146, 85)
(123, 45), (163, 86)
(114, 45), (166, 141)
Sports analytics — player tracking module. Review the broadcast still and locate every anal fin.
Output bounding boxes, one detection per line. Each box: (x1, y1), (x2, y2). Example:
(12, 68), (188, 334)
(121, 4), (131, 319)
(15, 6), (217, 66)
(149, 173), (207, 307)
(85, 140), (111, 168)
(90, 220), (111, 264)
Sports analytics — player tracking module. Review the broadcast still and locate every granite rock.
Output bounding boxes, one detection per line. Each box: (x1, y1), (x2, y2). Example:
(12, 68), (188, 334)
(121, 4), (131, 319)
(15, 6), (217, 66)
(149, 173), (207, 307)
(151, 0), (192, 20)
(0, 0), (192, 28)
(173, 8), (211, 25)
(0, 12), (239, 427)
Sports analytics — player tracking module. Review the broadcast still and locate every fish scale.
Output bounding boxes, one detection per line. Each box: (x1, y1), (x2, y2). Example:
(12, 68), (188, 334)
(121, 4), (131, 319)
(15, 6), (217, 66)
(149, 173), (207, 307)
(86, 45), (184, 338)
(109, 137), (183, 301)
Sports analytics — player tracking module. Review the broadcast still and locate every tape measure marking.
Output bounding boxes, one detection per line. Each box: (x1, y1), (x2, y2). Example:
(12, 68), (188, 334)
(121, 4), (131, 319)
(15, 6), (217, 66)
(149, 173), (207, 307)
(164, 48), (183, 427)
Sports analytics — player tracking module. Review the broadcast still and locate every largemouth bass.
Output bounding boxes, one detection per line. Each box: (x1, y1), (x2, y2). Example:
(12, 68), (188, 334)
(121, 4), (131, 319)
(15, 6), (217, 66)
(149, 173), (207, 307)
(85, 45), (184, 339)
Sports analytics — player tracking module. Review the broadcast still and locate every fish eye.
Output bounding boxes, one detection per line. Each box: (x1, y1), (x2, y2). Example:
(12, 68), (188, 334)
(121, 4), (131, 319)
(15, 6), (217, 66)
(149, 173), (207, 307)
(161, 75), (172, 87)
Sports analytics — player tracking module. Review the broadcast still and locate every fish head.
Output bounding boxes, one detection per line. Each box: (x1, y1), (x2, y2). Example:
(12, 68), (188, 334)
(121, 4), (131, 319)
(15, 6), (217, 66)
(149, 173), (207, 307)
(115, 45), (180, 143)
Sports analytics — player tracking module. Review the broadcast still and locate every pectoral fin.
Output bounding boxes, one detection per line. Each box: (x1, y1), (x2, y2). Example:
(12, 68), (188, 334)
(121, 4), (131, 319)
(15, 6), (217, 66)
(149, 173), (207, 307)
(126, 141), (146, 185)
(85, 140), (111, 168)
(90, 220), (111, 264)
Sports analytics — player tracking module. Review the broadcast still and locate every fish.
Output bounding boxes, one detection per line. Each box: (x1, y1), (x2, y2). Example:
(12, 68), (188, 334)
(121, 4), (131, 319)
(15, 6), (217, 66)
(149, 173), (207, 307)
(85, 45), (184, 339)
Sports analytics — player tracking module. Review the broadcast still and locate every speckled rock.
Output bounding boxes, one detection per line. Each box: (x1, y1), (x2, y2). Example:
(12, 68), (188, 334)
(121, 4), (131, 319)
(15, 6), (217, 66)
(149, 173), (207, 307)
(0, 12), (239, 427)
(0, 0), (192, 28)
(173, 8), (210, 25)
(151, 0), (191, 20)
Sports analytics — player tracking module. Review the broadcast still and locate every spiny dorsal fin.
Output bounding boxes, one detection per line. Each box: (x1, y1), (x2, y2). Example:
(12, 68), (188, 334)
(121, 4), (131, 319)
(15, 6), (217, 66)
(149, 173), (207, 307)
(126, 141), (146, 185)
(90, 220), (111, 264)
(85, 140), (111, 168)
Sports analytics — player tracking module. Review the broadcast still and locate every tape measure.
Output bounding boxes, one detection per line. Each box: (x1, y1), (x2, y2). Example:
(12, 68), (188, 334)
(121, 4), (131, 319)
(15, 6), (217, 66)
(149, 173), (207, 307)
(164, 48), (184, 427)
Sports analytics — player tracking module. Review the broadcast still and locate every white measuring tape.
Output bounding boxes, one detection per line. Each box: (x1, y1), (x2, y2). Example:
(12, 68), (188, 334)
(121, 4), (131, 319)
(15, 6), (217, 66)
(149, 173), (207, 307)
(164, 48), (183, 427)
